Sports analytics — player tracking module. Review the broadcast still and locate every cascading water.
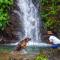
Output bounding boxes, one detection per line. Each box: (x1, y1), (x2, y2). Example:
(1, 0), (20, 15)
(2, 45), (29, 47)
(5, 0), (51, 49)
(5, 0), (51, 51)
(17, 0), (41, 43)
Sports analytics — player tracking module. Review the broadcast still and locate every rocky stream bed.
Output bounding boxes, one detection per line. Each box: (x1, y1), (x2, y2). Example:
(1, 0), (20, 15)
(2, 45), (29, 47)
(0, 48), (60, 60)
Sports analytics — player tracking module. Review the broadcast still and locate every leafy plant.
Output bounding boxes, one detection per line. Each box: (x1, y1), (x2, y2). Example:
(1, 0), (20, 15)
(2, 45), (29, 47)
(0, 0), (13, 30)
(40, 0), (60, 30)
(0, 9), (9, 30)
(35, 54), (48, 60)
(0, 0), (13, 5)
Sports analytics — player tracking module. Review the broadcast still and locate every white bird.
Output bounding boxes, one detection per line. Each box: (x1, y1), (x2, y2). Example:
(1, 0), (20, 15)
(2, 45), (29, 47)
(49, 35), (60, 44)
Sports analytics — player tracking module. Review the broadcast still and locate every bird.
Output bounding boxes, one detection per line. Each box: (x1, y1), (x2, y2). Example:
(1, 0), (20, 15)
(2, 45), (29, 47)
(14, 37), (31, 51)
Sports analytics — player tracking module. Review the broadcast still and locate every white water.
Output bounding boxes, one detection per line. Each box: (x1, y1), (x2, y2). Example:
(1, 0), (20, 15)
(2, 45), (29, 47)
(16, 0), (41, 43)
(9, 0), (52, 48)
(6, 42), (51, 47)
(11, 0), (52, 48)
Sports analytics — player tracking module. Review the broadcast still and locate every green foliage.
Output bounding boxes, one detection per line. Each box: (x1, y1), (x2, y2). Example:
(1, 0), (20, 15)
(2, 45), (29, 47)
(0, 0), (13, 6)
(0, 0), (13, 30)
(35, 54), (48, 60)
(0, 9), (9, 30)
(40, 0), (60, 30)
(44, 19), (56, 29)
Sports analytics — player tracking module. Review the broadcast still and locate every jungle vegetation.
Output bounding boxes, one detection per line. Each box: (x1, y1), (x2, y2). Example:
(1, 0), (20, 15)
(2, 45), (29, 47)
(0, 0), (13, 30)
(39, 0), (60, 32)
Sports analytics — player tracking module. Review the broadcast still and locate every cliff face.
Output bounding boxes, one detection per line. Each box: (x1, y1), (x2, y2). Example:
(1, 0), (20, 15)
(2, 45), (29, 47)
(0, 1), (20, 44)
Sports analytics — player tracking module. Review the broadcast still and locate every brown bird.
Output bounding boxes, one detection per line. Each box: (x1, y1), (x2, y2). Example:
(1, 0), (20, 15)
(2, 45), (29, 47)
(15, 37), (31, 51)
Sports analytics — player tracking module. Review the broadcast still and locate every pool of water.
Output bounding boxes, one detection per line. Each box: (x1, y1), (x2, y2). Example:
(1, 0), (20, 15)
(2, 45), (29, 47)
(0, 45), (16, 52)
(0, 44), (50, 53)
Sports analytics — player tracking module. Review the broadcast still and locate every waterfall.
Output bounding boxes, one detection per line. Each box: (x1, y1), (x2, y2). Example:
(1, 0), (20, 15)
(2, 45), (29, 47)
(8, 0), (52, 48)
(16, 0), (41, 43)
